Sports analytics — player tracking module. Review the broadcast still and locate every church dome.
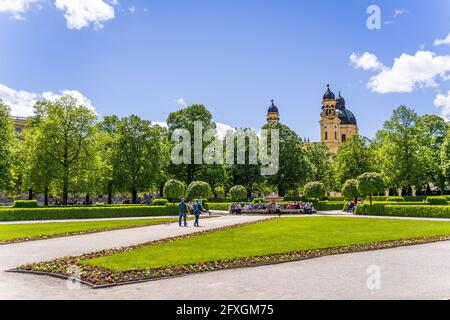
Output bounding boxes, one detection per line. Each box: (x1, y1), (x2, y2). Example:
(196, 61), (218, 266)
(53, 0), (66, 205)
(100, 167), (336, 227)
(323, 84), (335, 100)
(336, 92), (346, 110)
(338, 109), (357, 125)
(268, 99), (279, 113)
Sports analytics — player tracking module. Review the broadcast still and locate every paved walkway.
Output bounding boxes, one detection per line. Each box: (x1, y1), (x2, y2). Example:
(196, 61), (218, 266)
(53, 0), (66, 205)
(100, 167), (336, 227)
(3, 213), (450, 299)
(0, 215), (185, 225)
(0, 215), (270, 299)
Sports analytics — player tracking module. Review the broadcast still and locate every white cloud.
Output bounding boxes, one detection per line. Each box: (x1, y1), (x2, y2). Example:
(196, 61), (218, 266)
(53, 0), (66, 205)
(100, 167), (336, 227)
(350, 52), (384, 71)
(434, 91), (450, 120)
(55, 0), (116, 30)
(434, 32), (450, 47)
(0, 0), (41, 20)
(174, 98), (187, 106)
(0, 83), (40, 116)
(0, 83), (95, 116)
(366, 51), (450, 93)
(128, 5), (135, 14)
(215, 123), (235, 139)
(153, 121), (168, 128)
(42, 89), (95, 111)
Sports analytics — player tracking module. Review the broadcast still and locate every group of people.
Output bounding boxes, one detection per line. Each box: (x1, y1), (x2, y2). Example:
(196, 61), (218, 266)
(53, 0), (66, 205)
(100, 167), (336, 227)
(178, 196), (207, 227)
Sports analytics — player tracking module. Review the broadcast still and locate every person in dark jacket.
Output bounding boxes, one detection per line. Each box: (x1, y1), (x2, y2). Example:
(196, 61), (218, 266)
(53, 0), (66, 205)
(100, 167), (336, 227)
(178, 198), (188, 227)
(193, 200), (201, 227)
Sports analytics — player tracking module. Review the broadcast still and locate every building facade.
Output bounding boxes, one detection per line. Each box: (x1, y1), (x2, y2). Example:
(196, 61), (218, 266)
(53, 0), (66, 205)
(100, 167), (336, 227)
(265, 85), (359, 154)
(320, 85), (358, 153)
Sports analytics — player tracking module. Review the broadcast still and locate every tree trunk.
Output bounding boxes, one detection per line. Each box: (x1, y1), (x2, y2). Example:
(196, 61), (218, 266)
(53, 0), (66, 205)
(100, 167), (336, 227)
(28, 188), (33, 200)
(107, 191), (112, 205)
(85, 194), (90, 205)
(278, 187), (285, 197)
(132, 187), (137, 204)
(62, 176), (69, 205)
(370, 193), (373, 205)
(44, 187), (49, 206)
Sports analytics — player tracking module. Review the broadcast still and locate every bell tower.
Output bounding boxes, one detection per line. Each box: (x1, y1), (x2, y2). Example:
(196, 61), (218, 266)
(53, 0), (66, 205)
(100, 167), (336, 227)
(320, 85), (340, 153)
(267, 99), (280, 124)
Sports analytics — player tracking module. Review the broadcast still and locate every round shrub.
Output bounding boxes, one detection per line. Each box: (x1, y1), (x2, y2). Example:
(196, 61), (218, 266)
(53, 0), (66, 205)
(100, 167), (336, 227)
(357, 172), (384, 205)
(152, 198), (169, 206)
(12, 200), (38, 208)
(229, 185), (247, 201)
(186, 181), (211, 201)
(426, 196), (448, 206)
(163, 179), (186, 202)
(303, 182), (326, 201)
(341, 179), (360, 202)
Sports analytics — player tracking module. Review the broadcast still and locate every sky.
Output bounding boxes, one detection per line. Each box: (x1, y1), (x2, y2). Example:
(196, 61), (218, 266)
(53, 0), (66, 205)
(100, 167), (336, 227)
(1, 0), (450, 140)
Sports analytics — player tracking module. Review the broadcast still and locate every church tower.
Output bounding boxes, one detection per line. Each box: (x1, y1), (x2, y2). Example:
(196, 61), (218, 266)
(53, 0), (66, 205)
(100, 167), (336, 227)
(320, 85), (358, 153)
(267, 99), (280, 124)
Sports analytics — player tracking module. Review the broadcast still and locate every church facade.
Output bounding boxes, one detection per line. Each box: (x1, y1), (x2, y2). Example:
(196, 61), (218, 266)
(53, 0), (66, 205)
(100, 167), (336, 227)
(266, 84), (359, 154)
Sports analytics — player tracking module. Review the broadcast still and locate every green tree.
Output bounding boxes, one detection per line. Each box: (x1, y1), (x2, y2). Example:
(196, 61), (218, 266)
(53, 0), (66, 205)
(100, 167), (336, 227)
(441, 130), (450, 186)
(374, 106), (426, 195)
(262, 122), (311, 196)
(341, 179), (360, 204)
(333, 135), (373, 187)
(225, 129), (263, 197)
(112, 115), (163, 204)
(96, 116), (121, 204)
(163, 179), (186, 203)
(357, 172), (384, 205)
(303, 181), (326, 201)
(186, 181), (211, 200)
(166, 104), (217, 184)
(416, 115), (448, 194)
(304, 142), (334, 190)
(0, 100), (15, 192)
(32, 96), (98, 205)
(229, 185), (247, 201)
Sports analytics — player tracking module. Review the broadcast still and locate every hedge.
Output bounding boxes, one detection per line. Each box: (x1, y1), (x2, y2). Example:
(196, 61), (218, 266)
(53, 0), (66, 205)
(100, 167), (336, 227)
(152, 198), (169, 206)
(380, 205), (450, 218)
(12, 200), (38, 208)
(314, 202), (345, 211)
(355, 203), (431, 216)
(426, 196), (448, 206)
(0, 205), (178, 222)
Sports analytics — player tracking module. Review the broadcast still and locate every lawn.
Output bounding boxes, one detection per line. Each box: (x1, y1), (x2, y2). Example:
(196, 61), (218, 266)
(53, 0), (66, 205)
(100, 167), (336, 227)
(83, 216), (450, 271)
(0, 217), (179, 243)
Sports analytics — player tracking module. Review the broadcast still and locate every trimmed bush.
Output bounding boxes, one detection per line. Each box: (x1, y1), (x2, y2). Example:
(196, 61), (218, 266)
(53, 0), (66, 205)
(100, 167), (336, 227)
(386, 196), (405, 202)
(205, 203), (233, 211)
(341, 179), (360, 203)
(356, 202), (431, 216)
(357, 172), (384, 205)
(303, 182), (326, 201)
(0, 205), (178, 222)
(152, 198), (169, 206)
(426, 196), (448, 206)
(12, 200), (38, 208)
(229, 185), (247, 202)
(163, 179), (186, 202)
(314, 201), (345, 211)
(326, 196), (345, 201)
(403, 196), (426, 202)
(186, 181), (211, 201)
(385, 205), (450, 218)
(208, 197), (232, 203)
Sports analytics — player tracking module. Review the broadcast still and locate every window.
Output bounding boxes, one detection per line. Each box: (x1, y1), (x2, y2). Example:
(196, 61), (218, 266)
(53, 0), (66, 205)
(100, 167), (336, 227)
(334, 131), (337, 140)
(325, 132), (328, 140)
(341, 134), (347, 142)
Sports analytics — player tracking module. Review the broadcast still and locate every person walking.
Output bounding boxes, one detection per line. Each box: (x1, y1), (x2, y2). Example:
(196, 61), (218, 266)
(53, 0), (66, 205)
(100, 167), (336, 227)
(178, 198), (188, 227)
(193, 199), (201, 227)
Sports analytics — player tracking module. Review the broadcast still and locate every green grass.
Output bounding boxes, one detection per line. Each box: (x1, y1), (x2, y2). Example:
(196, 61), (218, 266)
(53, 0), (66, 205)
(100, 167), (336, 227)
(83, 216), (450, 271)
(0, 218), (179, 243)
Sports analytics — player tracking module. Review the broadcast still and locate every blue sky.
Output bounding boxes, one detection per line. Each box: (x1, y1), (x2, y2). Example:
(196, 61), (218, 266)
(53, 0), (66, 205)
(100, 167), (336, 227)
(1, 0), (450, 140)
